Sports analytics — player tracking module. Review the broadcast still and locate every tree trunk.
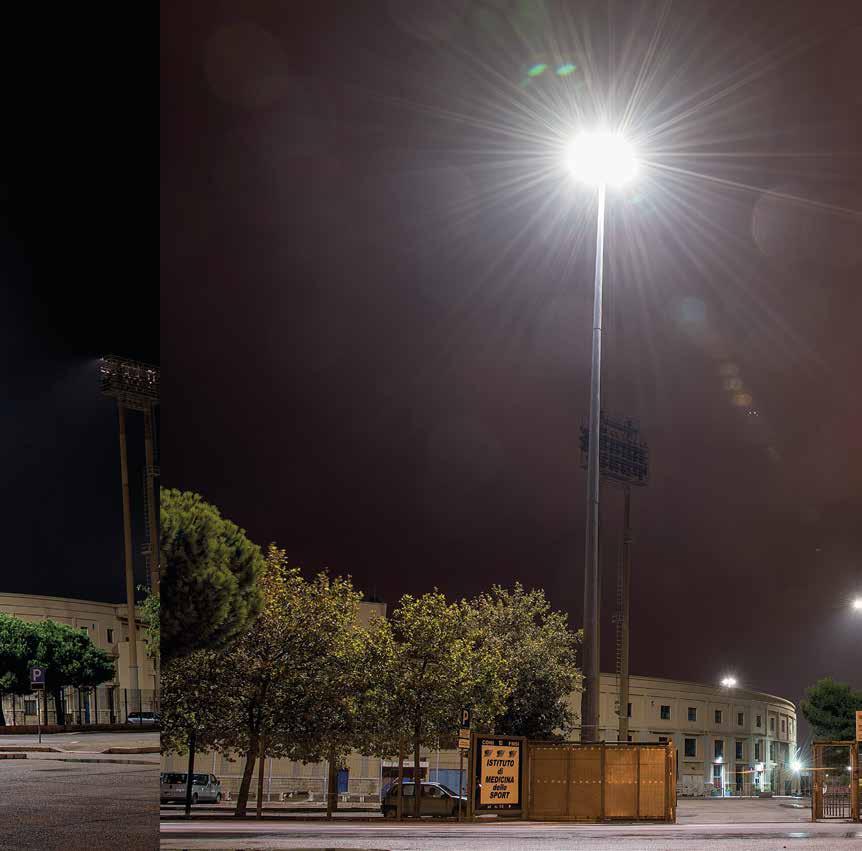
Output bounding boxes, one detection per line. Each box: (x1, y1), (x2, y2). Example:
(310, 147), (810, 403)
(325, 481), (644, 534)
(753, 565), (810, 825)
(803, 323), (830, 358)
(52, 688), (66, 725)
(234, 729), (259, 817)
(413, 727), (422, 819)
(326, 748), (339, 818)
(256, 736), (266, 818)
(0, 694), (6, 726)
(396, 742), (404, 820)
(184, 729), (197, 819)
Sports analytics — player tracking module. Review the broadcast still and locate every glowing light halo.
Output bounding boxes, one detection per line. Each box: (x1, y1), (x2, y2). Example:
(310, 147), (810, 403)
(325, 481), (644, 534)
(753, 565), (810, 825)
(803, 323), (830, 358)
(565, 131), (638, 187)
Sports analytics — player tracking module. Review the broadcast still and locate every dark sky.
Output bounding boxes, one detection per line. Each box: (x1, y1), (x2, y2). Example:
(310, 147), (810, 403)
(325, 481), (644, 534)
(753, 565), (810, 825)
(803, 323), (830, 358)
(2, 10), (157, 603)
(13, 1), (862, 745)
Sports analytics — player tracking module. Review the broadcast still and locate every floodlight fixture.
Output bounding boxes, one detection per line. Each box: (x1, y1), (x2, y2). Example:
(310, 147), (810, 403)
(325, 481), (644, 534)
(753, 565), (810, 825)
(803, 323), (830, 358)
(721, 676), (738, 688)
(852, 597), (862, 611)
(565, 131), (638, 187)
(100, 355), (160, 410)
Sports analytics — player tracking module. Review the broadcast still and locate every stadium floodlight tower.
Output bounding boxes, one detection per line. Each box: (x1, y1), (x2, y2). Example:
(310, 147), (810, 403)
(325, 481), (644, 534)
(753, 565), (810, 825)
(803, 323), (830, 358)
(565, 130), (638, 742)
(100, 356), (160, 696)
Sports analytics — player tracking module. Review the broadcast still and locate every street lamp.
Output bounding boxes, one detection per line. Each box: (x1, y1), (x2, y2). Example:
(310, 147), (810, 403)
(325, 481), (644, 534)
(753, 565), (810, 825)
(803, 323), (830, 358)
(566, 130), (638, 742)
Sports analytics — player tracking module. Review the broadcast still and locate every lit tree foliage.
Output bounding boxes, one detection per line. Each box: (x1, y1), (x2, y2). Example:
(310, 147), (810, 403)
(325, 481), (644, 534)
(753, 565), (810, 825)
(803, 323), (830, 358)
(801, 677), (862, 740)
(159, 488), (264, 662)
(470, 583), (581, 739)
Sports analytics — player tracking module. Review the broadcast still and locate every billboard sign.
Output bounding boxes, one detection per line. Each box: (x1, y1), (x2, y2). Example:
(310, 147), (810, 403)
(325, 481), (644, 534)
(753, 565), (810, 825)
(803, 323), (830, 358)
(476, 737), (523, 811)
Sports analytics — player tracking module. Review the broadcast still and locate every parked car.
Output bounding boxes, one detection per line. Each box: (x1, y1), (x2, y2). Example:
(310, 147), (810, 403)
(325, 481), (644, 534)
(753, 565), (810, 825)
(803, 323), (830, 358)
(381, 781), (466, 818)
(127, 711), (160, 725)
(160, 772), (222, 804)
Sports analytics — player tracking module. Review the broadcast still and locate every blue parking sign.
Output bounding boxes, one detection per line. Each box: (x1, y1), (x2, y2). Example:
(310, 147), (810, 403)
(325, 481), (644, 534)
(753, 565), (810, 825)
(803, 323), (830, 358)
(30, 667), (46, 687)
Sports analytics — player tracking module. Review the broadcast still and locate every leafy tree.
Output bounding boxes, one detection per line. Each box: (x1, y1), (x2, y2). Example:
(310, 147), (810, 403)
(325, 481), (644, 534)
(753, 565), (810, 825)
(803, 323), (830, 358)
(470, 584), (581, 739)
(160, 488), (264, 662)
(179, 546), (366, 817)
(367, 592), (508, 818)
(801, 677), (862, 740)
(28, 620), (116, 725)
(138, 586), (160, 661)
(0, 613), (33, 726)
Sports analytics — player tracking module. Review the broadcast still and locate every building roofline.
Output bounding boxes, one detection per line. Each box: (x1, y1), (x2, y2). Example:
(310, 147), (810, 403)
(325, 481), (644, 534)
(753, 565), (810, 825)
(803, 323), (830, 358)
(0, 592), (129, 610)
(600, 672), (797, 710)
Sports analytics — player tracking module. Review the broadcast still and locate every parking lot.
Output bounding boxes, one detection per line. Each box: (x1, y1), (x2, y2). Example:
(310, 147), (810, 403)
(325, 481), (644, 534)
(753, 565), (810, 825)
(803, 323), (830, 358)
(1, 756), (159, 850)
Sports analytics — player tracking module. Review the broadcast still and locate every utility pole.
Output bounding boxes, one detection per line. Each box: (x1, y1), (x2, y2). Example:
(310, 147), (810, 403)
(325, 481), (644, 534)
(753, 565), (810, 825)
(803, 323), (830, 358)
(101, 356), (160, 702)
(580, 415), (648, 745)
(117, 403), (139, 693)
(618, 486), (632, 743)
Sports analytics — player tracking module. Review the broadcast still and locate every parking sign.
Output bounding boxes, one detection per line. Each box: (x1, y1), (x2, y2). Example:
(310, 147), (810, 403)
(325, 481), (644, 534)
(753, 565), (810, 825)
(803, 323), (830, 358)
(30, 667), (45, 688)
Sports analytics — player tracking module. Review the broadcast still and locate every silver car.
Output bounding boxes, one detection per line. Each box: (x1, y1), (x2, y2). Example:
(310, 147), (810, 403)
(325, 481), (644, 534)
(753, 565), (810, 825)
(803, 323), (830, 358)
(160, 772), (222, 804)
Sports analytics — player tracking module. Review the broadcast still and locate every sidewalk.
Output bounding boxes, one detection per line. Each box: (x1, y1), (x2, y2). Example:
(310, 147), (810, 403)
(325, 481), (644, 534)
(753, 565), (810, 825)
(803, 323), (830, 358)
(0, 730), (159, 764)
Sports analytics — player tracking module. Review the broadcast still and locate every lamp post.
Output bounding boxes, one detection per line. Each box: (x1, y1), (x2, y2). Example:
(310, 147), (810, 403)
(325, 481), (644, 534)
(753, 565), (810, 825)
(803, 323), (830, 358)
(566, 131), (638, 742)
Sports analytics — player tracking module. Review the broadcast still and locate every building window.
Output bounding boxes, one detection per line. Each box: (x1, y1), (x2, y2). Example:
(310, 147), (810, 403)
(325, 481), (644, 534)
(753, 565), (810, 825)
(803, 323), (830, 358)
(714, 709), (723, 724)
(754, 741), (761, 761)
(24, 699), (38, 715)
(769, 742), (776, 762)
(660, 705), (671, 720)
(737, 712), (744, 726)
(735, 741), (743, 760)
(658, 736), (668, 744)
(626, 735), (632, 742)
(107, 628), (114, 644)
(714, 740), (724, 760)
(713, 764), (722, 783)
(627, 702), (632, 718)
(684, 738), (696, 758)
(756, 714), (762, 728)
(769, 717), (775, 732)
(688, 707), (697, 722)
(781, 718), (786, 734)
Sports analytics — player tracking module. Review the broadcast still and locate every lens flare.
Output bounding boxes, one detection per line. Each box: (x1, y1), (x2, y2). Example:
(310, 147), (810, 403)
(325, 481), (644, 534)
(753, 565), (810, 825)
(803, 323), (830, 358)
(565, 132), (638, 187)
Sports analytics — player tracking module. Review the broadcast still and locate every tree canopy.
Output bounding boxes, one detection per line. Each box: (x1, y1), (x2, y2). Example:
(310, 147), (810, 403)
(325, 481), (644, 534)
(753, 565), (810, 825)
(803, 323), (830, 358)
(160, 488), (264, 662)
(471, 583), (581, 739)
(0, 615), (116, 725)
(801, 677), (862, 740)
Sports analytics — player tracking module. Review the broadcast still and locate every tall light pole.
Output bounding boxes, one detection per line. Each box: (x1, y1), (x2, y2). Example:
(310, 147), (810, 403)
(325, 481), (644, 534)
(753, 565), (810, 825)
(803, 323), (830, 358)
(101, 356), (160, 699)
(566, 131), (638, 742)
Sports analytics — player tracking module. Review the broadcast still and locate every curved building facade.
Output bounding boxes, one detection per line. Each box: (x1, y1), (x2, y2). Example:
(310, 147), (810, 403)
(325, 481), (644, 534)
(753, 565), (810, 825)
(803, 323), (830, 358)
(591, 673), (798, 796)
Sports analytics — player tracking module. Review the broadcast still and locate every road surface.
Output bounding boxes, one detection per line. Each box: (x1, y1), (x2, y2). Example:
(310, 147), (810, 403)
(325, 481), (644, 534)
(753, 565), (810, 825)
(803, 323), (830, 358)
(160, 818), (862, 849)
(1, 757), (158, 850)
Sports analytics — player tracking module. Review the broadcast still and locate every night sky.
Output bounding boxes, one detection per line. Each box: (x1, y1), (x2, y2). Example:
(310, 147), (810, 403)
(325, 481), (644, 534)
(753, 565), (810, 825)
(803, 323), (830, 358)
(11, 1), (862, 745)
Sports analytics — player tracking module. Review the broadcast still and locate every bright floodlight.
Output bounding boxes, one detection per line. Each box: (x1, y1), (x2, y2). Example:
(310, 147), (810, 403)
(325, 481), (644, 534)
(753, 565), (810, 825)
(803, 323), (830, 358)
(721, 676), (737, 688)
(566, 131), (638, 187)
(791, 760), (802, 773)
(852, 597), (862, 611)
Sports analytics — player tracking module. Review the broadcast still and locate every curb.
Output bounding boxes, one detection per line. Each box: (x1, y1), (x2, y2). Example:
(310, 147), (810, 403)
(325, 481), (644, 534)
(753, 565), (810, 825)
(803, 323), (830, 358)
(105, 746), (161, 754)
(36, 755), (159, 766)
(0, 753), (27, 759)
(0, 745), (59, 752)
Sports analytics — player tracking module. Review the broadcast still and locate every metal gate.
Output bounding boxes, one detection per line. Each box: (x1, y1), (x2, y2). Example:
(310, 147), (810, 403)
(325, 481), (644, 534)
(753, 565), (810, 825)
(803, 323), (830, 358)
(811, 742), (859, 822)
(526, 741), (675, 822)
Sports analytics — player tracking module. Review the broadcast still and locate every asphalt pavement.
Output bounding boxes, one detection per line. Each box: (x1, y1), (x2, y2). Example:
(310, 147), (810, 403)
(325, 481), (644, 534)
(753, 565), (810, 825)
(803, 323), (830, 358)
(159, 799), (862, 849)
(1, 756), (159, 850)
(0, 729), (159, 752)
(159, 819), (862, 850)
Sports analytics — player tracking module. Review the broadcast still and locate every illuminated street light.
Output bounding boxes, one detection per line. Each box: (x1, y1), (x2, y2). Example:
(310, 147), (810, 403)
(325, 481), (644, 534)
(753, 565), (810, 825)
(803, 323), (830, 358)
(565, 131), (638, 187)
(721, 676), (738, 688)
(791, 760), (802, 773)
(852, 597), (862, 611)
(567, 129), (638, 742)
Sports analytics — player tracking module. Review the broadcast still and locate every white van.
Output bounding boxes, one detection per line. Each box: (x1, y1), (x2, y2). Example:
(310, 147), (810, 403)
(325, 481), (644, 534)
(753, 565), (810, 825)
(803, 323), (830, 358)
(160, 772), (222, 804)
